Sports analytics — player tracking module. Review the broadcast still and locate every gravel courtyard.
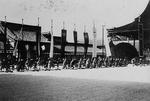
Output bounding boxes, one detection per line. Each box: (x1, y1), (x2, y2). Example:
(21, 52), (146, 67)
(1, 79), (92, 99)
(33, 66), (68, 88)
(0, 66), (150, 101)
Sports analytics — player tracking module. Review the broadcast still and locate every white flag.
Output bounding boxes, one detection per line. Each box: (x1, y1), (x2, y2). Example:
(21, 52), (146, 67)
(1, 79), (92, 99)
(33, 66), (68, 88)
(104, 28), (111, 57)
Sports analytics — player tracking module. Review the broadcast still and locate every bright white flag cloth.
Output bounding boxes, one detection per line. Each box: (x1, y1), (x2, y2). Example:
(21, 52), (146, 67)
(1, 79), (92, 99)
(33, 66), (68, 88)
(104, 28), (111, 57)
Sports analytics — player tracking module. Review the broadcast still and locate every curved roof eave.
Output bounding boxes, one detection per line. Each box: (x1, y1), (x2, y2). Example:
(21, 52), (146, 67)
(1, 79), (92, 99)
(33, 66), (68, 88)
(108, 0), (150, 33)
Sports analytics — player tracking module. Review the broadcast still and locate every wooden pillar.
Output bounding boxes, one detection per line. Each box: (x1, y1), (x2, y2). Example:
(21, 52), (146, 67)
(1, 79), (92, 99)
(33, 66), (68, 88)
(138, 23), (144, 56)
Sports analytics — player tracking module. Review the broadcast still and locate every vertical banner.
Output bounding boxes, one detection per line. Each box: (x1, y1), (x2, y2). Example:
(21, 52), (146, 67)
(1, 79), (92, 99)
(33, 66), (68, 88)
(61, 29), (67, 57)
(73, 31), (77, 56)
(84, 32), (89, 57)
(138, 23), (144, 56)
(92, 24), (97, 58)
(104, 27), (111, 57)
(37, 27), (41, 58)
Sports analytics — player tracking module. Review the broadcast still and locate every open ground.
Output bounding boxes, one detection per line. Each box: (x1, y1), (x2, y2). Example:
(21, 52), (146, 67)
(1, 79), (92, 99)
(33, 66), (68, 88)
(0, 66), (150, 101)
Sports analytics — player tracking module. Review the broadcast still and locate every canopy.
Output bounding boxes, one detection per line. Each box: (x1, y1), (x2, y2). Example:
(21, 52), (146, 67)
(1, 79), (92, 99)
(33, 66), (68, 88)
(108, 1), (150, 40)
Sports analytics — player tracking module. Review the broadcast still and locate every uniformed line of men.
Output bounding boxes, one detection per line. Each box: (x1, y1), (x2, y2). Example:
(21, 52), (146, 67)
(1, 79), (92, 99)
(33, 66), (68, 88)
(0, 56), (149, 72)
(62, 57), (130, 69)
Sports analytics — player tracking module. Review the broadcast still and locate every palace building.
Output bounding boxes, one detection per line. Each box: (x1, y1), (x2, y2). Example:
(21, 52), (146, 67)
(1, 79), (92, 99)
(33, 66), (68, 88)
(0, 21), (104, 60)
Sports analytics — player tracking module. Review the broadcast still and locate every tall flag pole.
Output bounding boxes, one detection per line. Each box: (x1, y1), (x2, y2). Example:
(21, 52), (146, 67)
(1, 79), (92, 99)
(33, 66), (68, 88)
(102, 25), (105, 57)
(92, 22), (97, 58)
(138, 16), (144, 56)
(38, 17), (40, 26)
(103, 25), (111, 57)
(37, 17), (41, 58)
(19, 19), (24, 60)
(21, 18), (24, 40)
(13, 19), (23, 58)
(49, 19), (54, 58)
(4, 16), (7, 58)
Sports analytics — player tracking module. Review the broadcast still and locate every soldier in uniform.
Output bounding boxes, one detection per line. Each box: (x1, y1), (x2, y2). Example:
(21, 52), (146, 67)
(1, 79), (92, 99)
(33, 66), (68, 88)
(85, 58), (90, 69)
(47, 58), (51, 70)
(115, 58), (118, 67)
(131, 58), (136, 66)
(36, 58), (41, 71)
(69, 58), (75, 69)
(109, 57), (113, 67)
(97, 57), (102, 68)
(1, 58), (6, 72)
(81, 58), (86, 69)
(90, 58), (96, 69)
(16, 59), (24, 72)
(78, 58), (82, 69)
(55, 58), (60, 70)
(103, 57), (107, 68)
(25, 58), (29, 71)
(33, 58), (38, 71)
(6, 55), (10, 72)
(47, 58), (54, 71)
(62, 58), (67, 69)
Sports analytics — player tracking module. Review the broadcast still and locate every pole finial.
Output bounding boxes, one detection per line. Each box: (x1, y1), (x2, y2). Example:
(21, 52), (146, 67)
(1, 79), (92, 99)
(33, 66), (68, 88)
(4, 16), (7, 22)
(22, 18), (24, 25)
(93, 22), (96, 33)
(74, 24), (76, 31)
(51, 19), (53, 28)
(51, 19), (53, 35)
(38, 17), (40, 26)
(63, 21), (65, 29)
(84, 25), (86, 33)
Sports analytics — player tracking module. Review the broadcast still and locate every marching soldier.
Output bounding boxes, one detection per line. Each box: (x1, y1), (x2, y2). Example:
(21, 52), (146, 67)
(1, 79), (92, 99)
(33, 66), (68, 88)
(62, 58), (67, 69)
(47, 58), (54, 71)
(25, 58), (29, 71)
(90, 58), (96, 69)
(1, 58), (6, 72)
(81, 58), (86, 69)
(36, 58), (41, 70)
(70, 58), (75, 69)
(33, 58), (39, 71)
(78, 58), (82, 69)
(47, 58), (51, 70)
(97, 57), (102, 68)
(85, 58), (90, 69)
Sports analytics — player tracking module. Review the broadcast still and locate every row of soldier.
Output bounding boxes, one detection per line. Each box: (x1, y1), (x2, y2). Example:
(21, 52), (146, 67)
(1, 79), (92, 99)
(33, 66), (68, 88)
(0, 56), (148, 72)
(62, 57), (130, 69)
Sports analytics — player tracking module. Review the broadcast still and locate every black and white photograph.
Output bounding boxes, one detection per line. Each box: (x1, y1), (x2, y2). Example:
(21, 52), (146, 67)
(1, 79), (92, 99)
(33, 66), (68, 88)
(0, 0), (150, 101)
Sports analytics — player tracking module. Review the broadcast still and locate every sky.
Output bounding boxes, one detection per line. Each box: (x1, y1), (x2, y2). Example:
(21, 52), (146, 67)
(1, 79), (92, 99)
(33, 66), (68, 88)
(0, 0), (149, 42)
